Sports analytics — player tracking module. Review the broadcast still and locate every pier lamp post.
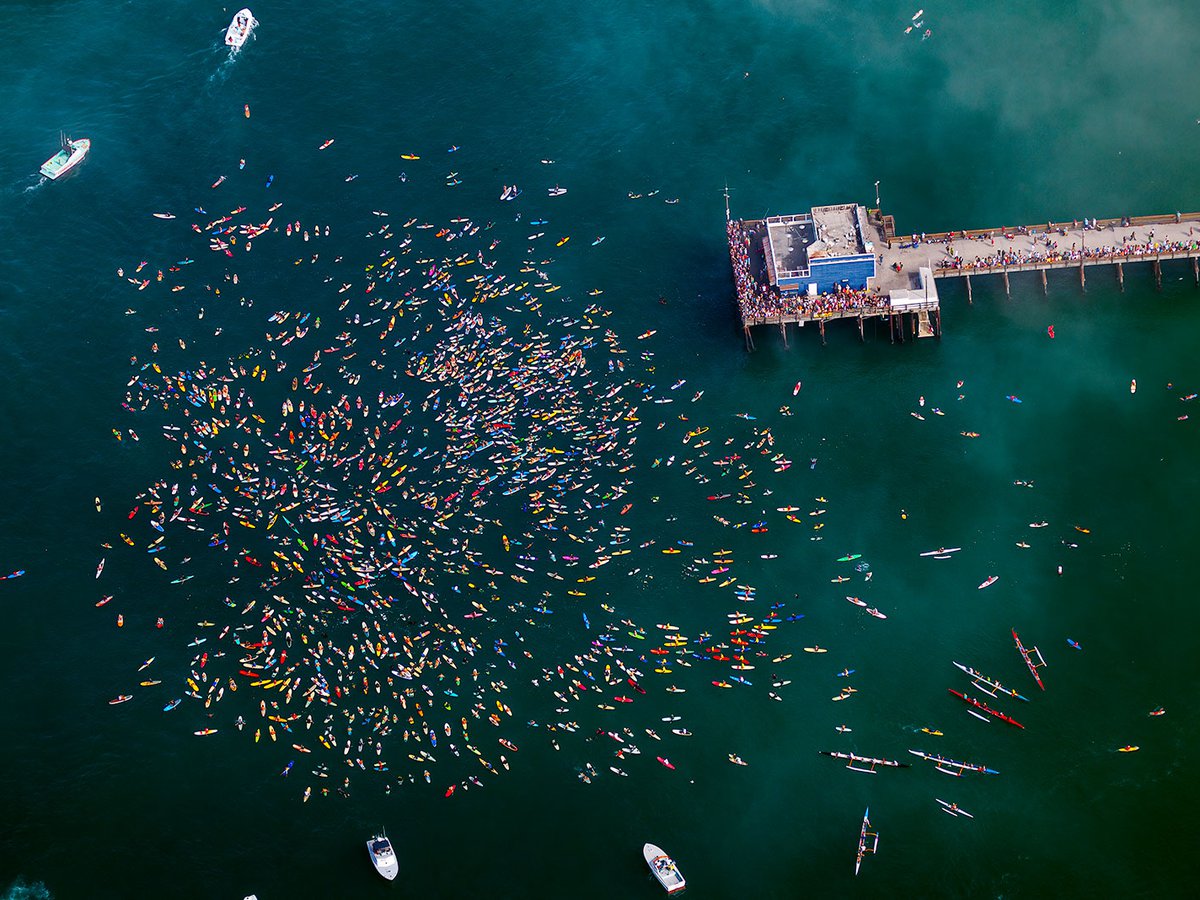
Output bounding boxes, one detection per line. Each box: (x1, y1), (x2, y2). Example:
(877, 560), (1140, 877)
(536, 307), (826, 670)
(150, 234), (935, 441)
(875, 181), (880, 209)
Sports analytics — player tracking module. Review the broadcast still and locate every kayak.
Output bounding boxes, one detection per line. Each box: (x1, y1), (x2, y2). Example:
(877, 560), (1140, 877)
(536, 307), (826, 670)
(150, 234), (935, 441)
(937, 799), (974, 818)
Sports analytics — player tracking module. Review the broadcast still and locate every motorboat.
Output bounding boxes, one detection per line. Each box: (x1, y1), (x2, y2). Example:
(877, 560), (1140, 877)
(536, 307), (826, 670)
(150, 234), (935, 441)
(225, 8), (257, 49)
(367, 831), (399, 880)
(643, 843), (685, 894)
(40, 135), (90, 180)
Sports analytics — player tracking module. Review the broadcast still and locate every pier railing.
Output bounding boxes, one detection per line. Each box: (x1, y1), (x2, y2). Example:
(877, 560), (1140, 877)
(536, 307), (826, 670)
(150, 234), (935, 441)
(898, 212), (1200, 245)
(741, 298), (938, 327)
(933, 245), (1200, 278)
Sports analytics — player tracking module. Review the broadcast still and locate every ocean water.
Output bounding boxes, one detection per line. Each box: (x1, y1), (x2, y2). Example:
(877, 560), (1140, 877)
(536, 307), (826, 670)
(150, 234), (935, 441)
(2, 1), (1200, 897)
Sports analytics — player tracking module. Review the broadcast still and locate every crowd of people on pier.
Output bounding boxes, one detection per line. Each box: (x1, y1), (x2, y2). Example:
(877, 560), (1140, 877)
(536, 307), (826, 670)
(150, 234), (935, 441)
(925, 222), (1200, 273)
(726, 219), (888, 322)
(726, 219), (776, 316)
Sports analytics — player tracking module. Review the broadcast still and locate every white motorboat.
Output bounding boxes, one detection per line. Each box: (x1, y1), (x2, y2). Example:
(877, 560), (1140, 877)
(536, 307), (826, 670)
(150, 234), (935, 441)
(39, 135), (90, 180)
(367, 831), (399, 880)
(224, 8), (257, 49)
(643, 843), (685, 894)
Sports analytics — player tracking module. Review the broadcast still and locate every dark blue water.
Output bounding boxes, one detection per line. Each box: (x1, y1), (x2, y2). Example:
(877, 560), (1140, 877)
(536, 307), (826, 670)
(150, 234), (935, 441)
(3, 2), (1200, 898)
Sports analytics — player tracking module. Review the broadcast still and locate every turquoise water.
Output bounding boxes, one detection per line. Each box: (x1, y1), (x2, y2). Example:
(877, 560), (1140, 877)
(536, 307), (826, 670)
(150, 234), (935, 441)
(3, 2), (1200, 897)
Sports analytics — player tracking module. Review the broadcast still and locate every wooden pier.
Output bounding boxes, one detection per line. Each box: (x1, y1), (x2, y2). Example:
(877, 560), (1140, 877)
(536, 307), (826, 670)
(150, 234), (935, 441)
(728, 202), (1200, 348)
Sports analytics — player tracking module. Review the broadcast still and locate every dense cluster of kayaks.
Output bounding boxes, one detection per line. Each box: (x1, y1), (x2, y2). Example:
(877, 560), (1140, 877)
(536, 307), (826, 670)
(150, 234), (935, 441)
(64, 74), (1175, 893)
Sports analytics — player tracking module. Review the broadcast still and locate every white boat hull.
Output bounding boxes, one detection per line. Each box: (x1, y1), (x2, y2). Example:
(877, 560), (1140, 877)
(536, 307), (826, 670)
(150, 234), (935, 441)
(40, 138), (90, 180)
(225, 8), (257, 48)
(643, 843), (686, 893)
(367, 835), (399, 880)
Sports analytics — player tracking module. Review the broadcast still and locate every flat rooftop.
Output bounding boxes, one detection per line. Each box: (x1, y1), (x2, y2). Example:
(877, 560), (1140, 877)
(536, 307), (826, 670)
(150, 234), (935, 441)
(765, 215), (815, 276)
(809, 204), (865, 258)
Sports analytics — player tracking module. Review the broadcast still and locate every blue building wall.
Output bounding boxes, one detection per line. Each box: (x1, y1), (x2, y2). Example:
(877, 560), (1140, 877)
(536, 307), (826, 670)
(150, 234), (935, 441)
(809, 254), (876, 293)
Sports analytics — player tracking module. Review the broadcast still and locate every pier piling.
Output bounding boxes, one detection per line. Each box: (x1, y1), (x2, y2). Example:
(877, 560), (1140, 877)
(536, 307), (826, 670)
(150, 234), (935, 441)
(1193, 258), (1198, 286)
(1117, 262), (1124, 291)
(965, 274), (972, 305)
(1041, 270), (1047, 294)
(1003, 267), (1010, 296)
(1079, 261), (1086, 292)
(1154, 258), (1162, 290)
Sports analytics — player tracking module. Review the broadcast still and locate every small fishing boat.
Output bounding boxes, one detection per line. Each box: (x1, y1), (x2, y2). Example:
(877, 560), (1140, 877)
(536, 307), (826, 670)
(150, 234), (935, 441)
(643, 843), (686, 894)
(224, 8), (258, 49)
(367, 831), (399, 880)
(40, 134), (90, 180)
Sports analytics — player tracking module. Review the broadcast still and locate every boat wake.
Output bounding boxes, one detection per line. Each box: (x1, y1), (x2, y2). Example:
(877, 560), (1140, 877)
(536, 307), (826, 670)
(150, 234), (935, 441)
(208, 52), (238, 85)
(21, 176), (47, 194)
(1, 878), (52, 900)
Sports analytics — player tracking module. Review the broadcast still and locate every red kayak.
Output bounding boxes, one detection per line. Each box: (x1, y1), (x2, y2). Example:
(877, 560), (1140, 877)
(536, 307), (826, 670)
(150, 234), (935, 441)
(657, 756), (675, 770)
(948, 688), (1024, 728)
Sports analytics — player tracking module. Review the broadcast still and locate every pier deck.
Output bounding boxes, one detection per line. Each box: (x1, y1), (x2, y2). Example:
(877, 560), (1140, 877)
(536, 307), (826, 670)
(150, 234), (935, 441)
(728, 203), (1200, 346)
(877, 212), (1200, 282)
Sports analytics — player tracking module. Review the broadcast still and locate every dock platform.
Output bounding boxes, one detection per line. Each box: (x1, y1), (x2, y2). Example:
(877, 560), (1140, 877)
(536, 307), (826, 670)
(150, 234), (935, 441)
(728, 200), (1200, 347)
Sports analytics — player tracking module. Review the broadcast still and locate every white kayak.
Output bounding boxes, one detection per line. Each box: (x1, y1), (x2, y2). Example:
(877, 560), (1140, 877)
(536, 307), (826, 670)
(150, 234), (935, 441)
(937, 798), (974, 818)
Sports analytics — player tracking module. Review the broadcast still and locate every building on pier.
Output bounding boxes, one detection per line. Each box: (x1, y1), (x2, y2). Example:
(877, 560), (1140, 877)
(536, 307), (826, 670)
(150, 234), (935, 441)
(764, 204), (877, 294)
(729, 193), (1200, 349)
(727, 197), (940, 347)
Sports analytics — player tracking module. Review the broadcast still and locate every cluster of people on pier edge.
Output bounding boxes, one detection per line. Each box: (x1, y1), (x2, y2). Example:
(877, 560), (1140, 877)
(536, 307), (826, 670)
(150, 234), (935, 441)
(936, 234), (1200, 271)
(739, 284), (886, 322)
(726, 219), (775, 313)
(727, 219), (887, 322)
